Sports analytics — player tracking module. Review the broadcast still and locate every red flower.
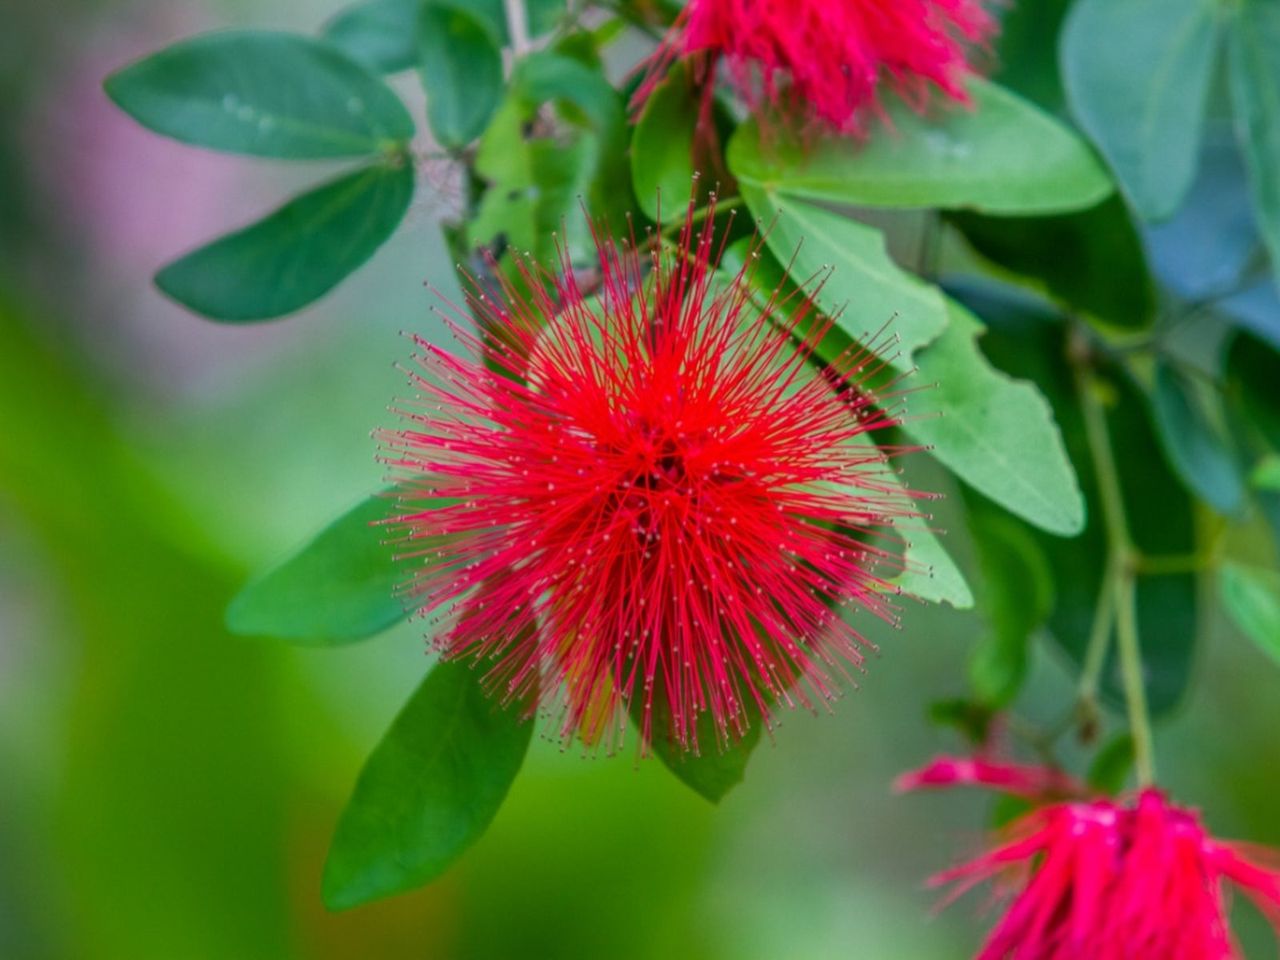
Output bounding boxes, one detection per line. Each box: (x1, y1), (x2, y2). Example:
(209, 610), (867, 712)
(900, 760), (1280, 958)
(379, 206), (925, 754)
(641, 0), (995, 134)
(894, 754), (1086, 801)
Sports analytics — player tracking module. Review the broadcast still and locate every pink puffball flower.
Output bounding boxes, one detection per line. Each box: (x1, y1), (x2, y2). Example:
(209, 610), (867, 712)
(641, 0), (996, 135)
(378, 206), (926, 754)
(900, 758), (1280, 959)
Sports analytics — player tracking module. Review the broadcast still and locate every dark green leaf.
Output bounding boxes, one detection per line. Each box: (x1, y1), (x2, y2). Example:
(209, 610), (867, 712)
(966, 503), (1054, 707)
(905, 300), (1085, 537)
(156, 159), (414, 321)
(104, 30), (414, 158)
(741, 188), (949, 365)
(226, 491), (415, 644)
(949, 195), (1155, 330)
(638, 698), (762, 804)
(1220, 562), (1280, 665)
(1087, 733), (1135, 794)
(323, 0), (422, 74)
(950, 279), (1199, 715)
(630, 62), (698, 222)
(323, 659), (534, 910)
(418, 3), (503, 148)
(927, 697), (996, 746)
(1217, 281), (1280, 354)
(992, 0), (1072, 111)
(1227, 331), (1280, 452)
(1151, 361), (1246, 515)
(727, 78), (1112, 215)
(1229, 0), (1280, 287)
(1062, 0), (1220, 220)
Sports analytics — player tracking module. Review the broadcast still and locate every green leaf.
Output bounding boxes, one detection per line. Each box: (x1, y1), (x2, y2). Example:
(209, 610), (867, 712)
(1252, 454), (1280, 492)
(638, 697), (762, 804)
(104, 30), (414, 158)
(893, 523), (975, 610)
(1220, 562), (1280, 666)
(322, 0), (422, 74)
(1061, 0), (1220, 221)
(966, 504), (1054, 706)
(951, 279), (1200, 716)
(992, 0), (1072, 111)
(1087, 733), (1135, 795)
(630, 62), (698, 222)
(1151, 361), (1245, 515)
(471, 52), (629, 263)
(741, 188), (950, 367)
(418, 2), (503, 148)
(1226, 331), (1280, 453)
(727, 78), (1112, 215)
(949, 195), (1155, 331)
(227, 491), (416, 644)
(905, 300), (1085, 537)
(1229, 0), (1280, 287)
(323, 659), (534, 910)
(155, 160), (414, 321)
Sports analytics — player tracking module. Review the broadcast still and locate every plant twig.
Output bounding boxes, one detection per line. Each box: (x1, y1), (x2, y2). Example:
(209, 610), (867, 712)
(1072, 326), (1156, 787)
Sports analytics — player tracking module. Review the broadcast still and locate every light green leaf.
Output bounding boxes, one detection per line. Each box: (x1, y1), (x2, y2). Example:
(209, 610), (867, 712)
(892, 523), (974, 610)
(1062, 0), (1220, 220)
(727, 78), (1111, 215)
(156, 159), (414, 321)
(1252, 454), (1280, 492)
(631, 62), (698, 222)
(905, 300), (1085, 536)
(227, 491), (416, 644)
(323, 659), (534, 909)
(741, 187), (949, 365)
(1229, 1), (1280, 288)
(418, 2), (503, 148)
(1151, 361), (1245, 515)
(1220, 562), (1280, 666)
(104, 30), (414, 158)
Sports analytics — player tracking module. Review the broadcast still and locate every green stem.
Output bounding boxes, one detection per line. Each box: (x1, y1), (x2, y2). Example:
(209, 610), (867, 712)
(1072, 328), (1157, 787)
(1078, 554), (1116, 703)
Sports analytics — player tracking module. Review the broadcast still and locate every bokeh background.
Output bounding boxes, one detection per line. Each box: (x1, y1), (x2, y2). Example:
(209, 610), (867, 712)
(3, 1), (1279, 958)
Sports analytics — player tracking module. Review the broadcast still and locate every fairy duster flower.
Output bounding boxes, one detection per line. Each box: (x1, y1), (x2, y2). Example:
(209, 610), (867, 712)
(379, 206), (925, 754)
(901, 757), (1280, 959)
(642, 0), (995, 134)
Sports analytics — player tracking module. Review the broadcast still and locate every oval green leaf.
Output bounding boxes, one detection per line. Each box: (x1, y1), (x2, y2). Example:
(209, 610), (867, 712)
(323, 0), (422, 74)
(1151, 361), (1246, 515)
(949, 195), (1155, 331)
(323, 659), (534, 910)
(966, 502), (1054, 707)
(418, 2), (503, 148)
(156, 159), (414, 321)
(104, 30), (414, 158)
(1229, 1), (1280, 289)
(1220, 562), (1280, 666)
(631, 63), (698, 221)
(741, 188), (950, 366)
(727, 79), (1112, 215)
(906, 300), (1086, 537)
(1061, 0), (1220, 221)
(227, 491), (414, 644)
